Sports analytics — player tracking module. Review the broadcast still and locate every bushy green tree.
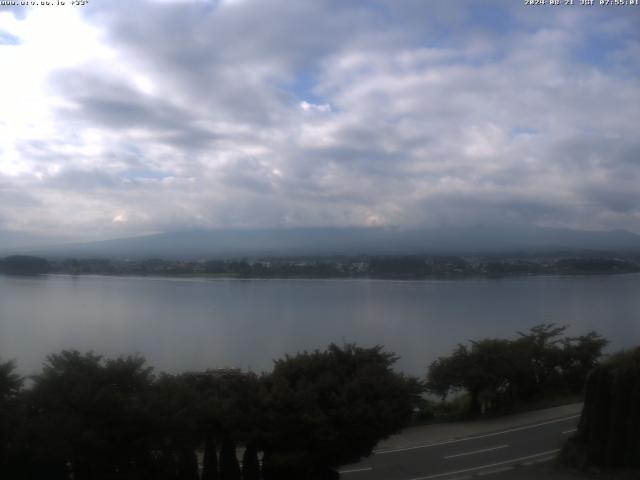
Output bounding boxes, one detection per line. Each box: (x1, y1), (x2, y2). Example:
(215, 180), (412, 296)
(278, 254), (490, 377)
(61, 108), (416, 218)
(241, 441), (260, 480)
(147, 373), (202, 479)
(0, 360), (26, 479)
(514, 324), (569, 397)
(427, 340), (519, 415)
(28, 351), (155, 479)
(1, 343), (424, 480)
(560, 331), (609, 392)
(201, 435), (219, 480)
(191, 370), (264, 445)
(426, 346), (467, 402)
(177, 448), (199, 480)
(572, 347), (640, 468)
(427, 325), (608, 415)
(219, 437), (241, 480)
(261, 344), (422, 478)
(0, 360), (22, 401)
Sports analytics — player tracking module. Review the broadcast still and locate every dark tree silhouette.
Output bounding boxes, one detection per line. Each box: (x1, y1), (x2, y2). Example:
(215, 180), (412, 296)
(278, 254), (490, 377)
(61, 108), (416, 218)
(261, 344), (422, 478)
(427, 325), (608, 415)
(201, 435), (219, 480)
(0, 360), (22, 401)
(219, 437), (241, 480)
(241, 441), (261, 480)
(0, 360), (25, 479)
(27, 351), (155, 479)
(0, 255), (50, 274)
(569, 347), (640, 468)
(177, 448), (199, 480)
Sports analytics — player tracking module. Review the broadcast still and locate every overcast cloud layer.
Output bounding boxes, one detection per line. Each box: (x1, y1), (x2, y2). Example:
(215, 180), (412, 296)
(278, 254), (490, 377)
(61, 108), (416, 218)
(0, 0), (639, 240)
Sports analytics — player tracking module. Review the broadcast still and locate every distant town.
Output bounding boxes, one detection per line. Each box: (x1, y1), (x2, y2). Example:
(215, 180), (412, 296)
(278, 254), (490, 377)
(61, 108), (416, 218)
(2, 253), (640, 278)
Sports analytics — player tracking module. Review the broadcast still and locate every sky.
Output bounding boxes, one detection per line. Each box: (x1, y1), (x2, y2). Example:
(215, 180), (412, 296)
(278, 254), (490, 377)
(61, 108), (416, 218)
(0, 0), (639, 242)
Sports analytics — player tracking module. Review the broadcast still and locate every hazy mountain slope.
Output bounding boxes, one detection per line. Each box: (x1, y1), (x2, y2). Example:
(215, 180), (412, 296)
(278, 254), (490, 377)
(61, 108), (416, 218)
(22, 225), (640, 259)
(0, 230), (69, 256)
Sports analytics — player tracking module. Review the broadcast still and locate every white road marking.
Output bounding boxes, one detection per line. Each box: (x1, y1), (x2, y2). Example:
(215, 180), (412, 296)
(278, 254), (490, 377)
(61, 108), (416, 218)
(477, 465), (514, 476)
(376, 415), (579, 455)
(339, 466), (373, 474)
(408, 449), (561, 480)
(562, 428), (577, 434)
(444, 444), (508, 459)
(534, 456), (556, 464)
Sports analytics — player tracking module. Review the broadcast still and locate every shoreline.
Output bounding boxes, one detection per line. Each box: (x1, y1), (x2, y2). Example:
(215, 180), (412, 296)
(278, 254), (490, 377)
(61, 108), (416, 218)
(34, 270), (640, 283)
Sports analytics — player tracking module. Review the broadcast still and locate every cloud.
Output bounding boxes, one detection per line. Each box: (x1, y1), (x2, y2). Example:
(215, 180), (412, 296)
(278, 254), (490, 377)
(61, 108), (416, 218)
(0, 1), (638, 240)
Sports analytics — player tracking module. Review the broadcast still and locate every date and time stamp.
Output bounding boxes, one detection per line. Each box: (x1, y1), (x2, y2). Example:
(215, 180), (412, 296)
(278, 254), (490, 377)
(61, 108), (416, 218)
(1, 0), (637, 7)
(0, 1), (89, 6)
(1, 0), (637, 9)
(525, 0), (638, 5)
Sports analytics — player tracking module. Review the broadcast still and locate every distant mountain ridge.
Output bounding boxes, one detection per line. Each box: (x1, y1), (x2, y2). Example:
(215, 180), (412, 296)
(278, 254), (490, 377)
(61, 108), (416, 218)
(10, 225), (640, 259)
(0, 230), (69, 254)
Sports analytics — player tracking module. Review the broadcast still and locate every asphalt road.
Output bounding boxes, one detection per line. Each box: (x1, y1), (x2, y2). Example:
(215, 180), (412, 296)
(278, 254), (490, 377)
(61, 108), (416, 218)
(339, 414), (580, 480)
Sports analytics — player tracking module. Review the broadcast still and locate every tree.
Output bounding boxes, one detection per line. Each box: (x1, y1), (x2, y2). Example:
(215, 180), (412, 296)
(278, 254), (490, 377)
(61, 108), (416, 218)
(0, 360), (22, 401)
(262, 344), (422, 478)
(426, 347), (467, 402)
(0, 360), (25, 479)
(242, 441), (260, 480)
(0, 255), (50, 274)
(28, 351), (155, 479)
(191, 370), (264, 444)
(201, 435), (219, 480)
(186, 368), (264, 480)
(177, 448), (199, 480)
(465, 339), (519, 414)
(427, 340), (517, 415)
(219, 437), (241, 480)
(147, 374), (202, 479)
(427, 325), (608, 415)
(559, 332), (608, 392)
(514, 324), (568, 397)
(569, 347), (640, 468)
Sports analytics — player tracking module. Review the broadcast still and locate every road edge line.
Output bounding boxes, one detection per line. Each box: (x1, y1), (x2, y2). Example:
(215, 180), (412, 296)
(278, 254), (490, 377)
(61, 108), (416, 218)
(408, 449), (560, 480)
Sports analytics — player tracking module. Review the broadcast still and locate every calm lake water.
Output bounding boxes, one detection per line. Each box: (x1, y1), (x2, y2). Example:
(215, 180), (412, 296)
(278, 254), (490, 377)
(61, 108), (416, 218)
(1, 273), (639, 376)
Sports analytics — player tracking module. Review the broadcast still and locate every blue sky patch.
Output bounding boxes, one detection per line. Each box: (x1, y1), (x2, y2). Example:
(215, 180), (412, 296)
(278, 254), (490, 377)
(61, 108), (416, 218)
(0, 30), (21, 46)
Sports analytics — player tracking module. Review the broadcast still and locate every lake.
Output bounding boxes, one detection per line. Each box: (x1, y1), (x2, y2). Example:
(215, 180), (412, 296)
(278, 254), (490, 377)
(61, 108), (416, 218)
(1, 273), (639, 376)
